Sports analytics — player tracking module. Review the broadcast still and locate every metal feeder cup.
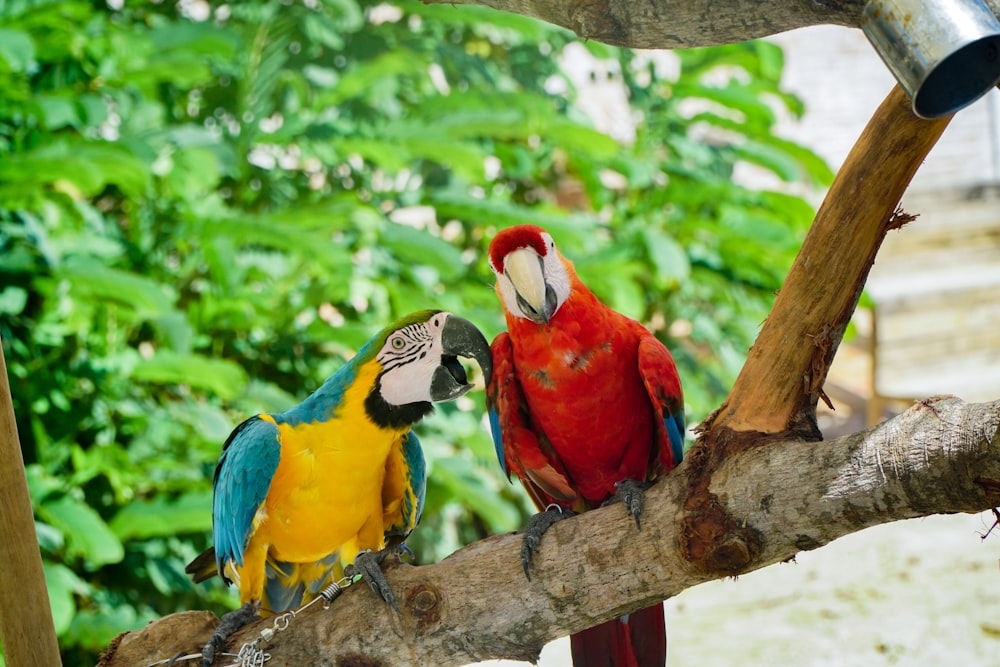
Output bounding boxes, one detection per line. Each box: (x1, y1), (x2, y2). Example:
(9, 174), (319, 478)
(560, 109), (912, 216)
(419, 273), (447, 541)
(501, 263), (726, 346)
(862, 0), (1000, 118)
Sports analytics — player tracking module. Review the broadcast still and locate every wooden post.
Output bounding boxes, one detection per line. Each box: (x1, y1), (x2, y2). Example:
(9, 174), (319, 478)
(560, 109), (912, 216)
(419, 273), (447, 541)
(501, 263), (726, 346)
(0, 335), (62, 666)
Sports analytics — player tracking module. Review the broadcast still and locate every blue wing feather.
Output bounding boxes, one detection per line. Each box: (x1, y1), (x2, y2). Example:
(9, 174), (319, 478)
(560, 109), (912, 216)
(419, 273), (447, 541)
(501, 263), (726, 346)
(636, 334), (686, 472)
(486, 333), (513, 477)
(385, 430), (426, 542)
(665, 411), (685, 466)
(263, 552), (341, 612)
(263, 559), (303, 612)
(402, 430), (427, 533)
(488, 407), (507, 475)
(212, 415), (282, 577)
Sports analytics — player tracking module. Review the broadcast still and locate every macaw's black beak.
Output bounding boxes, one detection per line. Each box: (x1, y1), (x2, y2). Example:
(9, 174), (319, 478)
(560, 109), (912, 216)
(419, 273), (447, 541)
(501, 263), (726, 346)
(430, 314), (493, 402)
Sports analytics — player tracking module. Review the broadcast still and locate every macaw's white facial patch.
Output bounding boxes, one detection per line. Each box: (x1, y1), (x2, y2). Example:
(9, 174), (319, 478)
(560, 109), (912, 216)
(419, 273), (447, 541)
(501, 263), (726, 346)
(376, 312), (448, 406)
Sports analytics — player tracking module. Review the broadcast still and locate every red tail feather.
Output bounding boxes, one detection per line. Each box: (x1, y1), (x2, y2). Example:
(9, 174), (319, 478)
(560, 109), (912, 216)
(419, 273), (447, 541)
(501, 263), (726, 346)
(569, 602), (666, 667)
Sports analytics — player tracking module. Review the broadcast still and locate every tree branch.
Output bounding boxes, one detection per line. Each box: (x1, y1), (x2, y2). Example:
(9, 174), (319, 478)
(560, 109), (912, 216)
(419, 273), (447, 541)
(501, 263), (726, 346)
(708, 86), (952, 439)
(420, 0), (866, 48)
(419, 0), (1000, 50)
(103, 396), (1000, 667)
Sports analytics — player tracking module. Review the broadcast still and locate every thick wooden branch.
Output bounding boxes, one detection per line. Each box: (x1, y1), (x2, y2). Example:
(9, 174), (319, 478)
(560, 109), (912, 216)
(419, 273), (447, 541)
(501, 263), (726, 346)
(103, 396), (1000, 667)
(422, 0), (866, 48)
(708, 85), (952, 439)
(421, 0), (1000, 49)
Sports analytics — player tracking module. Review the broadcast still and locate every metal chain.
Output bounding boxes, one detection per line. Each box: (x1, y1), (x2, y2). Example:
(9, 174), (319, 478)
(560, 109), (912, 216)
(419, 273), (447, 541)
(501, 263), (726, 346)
(223, 574), (362, 667)
(145, 574), (362, 667)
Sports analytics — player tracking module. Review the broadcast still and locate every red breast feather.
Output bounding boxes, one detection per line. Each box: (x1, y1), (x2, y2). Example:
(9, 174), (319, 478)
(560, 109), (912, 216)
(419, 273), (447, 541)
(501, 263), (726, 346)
(506, 266), (656, 505)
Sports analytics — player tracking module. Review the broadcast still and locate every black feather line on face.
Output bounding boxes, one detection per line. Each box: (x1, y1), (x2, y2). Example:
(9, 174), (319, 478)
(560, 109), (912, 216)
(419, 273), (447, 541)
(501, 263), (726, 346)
(365, 376), (433, 429)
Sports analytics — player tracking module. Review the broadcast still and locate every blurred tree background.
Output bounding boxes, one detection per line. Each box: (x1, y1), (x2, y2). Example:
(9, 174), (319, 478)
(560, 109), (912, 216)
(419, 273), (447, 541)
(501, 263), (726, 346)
(0, 0), (831, 663)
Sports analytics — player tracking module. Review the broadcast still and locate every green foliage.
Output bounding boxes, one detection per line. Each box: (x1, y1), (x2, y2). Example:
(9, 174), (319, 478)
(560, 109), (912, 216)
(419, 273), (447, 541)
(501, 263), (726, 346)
(0, 1), (827, 663)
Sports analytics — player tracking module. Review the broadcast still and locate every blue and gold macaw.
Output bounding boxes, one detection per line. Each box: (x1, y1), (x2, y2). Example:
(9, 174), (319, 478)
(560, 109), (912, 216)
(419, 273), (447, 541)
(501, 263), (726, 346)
(186, 310), (492, 664)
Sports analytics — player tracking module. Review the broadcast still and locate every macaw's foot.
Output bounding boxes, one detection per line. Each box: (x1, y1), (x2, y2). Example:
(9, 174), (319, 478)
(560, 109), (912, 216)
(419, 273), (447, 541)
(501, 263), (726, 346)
(520, 505), (576, 581)
(345, 543), (414, 612)
(608, 479), (652, 529)
(202, 601), (260, 666)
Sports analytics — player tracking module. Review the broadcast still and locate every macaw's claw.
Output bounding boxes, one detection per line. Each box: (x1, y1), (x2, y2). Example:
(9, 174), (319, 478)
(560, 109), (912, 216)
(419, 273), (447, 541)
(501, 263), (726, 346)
(520, 506), (576, 581)
(345, 543), (414, 612)
(608, 479), (652, 529)
(201, 600), (260, 666)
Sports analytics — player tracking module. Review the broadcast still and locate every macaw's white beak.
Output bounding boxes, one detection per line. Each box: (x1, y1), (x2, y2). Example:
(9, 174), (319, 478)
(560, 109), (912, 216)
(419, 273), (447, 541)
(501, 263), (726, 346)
(504, 247), (558, 324)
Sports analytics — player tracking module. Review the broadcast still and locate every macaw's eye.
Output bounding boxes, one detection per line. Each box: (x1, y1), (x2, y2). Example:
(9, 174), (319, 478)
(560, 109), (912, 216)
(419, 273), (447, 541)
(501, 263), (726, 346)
(391, 337), (406, 350)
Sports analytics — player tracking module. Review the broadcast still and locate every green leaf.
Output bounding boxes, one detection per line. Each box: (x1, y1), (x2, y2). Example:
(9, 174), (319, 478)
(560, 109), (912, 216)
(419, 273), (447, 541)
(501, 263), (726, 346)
(153, 311), (196, 354)
(262, 197), (373, 231)
(319, 51), (428, 107)
(190, 217), (353, 270)
(0, 28), (35, 72)
(420, 108), (529, 140)
(160, 146), (222, 199)
(109, 491), (213, 541)
(0, 141), (150, 197)
(642, 227), (690, 287)
(379, 223), (465, 280)
(33, 95), (80, 130)
(324, 0), (364, 31)
(409, 3), (566, 42)
(757, 190), (817, 227)
(753, 40), (785, 81)
(58, 261), (175, 318)
(732, 139), (806, 183)
(303, 12), (345, 50)
(336, 137), (410, 172)
(431, 190), (586, 234)
(302, 64), (338, 88)
(170, 401), (237, 444)
(43, 562), (87, 635)
(76, 94), (109, 127)
(0, 286), (27, 314)
(38, 496), (124, 567)
(431, 457), (521, 532)
(67, 605), (147, 651)
(36, 521), (64, 552)
(147, 21), (241, 59)
(758, 135), (835, 186)
(340, 133), (487, 180)
(131, 350), (248, 399)
(239, 380), (299, 414)
(25, 464), (63, 504)
(546, 119), (620, 158)
(604, 274), (647, 319)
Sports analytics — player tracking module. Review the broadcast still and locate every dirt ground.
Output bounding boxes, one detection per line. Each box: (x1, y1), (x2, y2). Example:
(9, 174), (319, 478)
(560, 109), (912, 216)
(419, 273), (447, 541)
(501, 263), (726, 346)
(473, 510), (1000, 666)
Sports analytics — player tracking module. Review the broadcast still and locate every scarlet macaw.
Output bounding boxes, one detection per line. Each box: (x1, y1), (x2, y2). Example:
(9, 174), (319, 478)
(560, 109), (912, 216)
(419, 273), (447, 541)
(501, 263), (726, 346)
(486, 225), (684, 667)
(186, 310), (492, 664)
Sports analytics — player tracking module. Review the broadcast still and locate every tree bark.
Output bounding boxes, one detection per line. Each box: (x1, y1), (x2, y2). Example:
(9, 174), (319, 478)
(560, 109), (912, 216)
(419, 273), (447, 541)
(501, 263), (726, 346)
(102, 396), (1000, 667)
(420, 0), (1000, 50)
(421, 0), (866, 49)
